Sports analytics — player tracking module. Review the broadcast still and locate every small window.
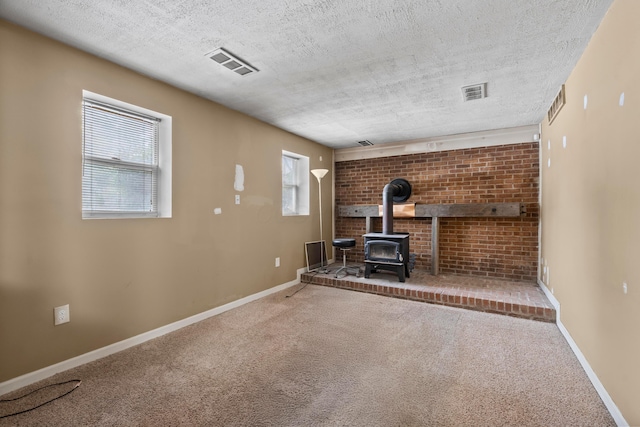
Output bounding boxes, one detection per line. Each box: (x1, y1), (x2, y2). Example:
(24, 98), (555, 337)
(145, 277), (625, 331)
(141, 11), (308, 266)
(82, 92), (172, 219)
(282, 150), (309, 216)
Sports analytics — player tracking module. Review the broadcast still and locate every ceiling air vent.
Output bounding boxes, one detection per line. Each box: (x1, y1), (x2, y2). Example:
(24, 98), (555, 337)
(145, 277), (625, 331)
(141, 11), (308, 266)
(357, 140), (374, 146)
(207, 48), (258, 76)
(461, 83), (487, 101)
(547, 84), (566, 124)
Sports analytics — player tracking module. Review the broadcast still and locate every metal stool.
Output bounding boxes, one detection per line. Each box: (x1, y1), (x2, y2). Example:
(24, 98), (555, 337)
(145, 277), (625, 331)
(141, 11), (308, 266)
(332, 238), (360, 278)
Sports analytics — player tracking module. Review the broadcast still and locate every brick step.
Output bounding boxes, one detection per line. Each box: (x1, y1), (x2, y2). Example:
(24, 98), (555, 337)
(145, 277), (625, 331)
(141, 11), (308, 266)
(301, 264), (555, 322)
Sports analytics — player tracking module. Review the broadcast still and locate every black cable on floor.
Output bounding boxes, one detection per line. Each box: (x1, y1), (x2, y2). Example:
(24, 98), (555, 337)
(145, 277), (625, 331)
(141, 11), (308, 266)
(285, 282), (310, 298)
(285, 267), (332, 298)
(0, 379), (81, 419)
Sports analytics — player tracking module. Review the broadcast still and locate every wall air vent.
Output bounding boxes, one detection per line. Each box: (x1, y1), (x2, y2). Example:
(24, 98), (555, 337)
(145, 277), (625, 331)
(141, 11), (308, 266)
(357, 140), (374, 146)
(207, 48), (259, 76)
(461, 83), (487, 101)
(547, 84), (566, 124)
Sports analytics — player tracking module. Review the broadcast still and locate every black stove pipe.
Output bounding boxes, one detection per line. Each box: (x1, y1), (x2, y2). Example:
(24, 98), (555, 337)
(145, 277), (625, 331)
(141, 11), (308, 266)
(382, 178), (412, 235)
(382, 183), (397, 235)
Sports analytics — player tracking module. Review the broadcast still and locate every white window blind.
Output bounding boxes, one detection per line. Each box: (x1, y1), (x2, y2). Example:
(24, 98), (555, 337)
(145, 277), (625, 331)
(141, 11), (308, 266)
(282, 154), (299, 215)
(82, 99), (160, 218)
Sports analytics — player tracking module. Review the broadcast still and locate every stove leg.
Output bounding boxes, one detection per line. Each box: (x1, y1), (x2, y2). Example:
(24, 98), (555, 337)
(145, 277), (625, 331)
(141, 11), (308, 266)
(398, 265), (405, 282)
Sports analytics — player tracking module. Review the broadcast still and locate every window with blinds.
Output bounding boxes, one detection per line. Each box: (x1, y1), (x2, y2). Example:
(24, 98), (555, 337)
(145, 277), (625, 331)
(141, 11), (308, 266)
(282, 154), (299, 215)
(282, 150), (310, 216)
(82, 98), (160, 218)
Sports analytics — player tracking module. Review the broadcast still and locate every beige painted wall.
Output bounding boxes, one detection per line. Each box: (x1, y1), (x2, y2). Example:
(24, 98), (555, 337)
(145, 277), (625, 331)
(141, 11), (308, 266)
(0, 20), (333, 382)
(540, 0), (639, 423)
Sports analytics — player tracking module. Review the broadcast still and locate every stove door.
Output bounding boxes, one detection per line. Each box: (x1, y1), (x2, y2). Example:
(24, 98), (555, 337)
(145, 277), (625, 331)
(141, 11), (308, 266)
(365, 240), (401, 262)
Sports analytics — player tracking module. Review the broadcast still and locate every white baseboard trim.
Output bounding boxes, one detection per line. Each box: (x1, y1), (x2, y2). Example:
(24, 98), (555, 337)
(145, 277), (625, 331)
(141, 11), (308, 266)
(536, 278), (560, 320)
(537, 279), (628, 427)
(0, 268), (306, 396)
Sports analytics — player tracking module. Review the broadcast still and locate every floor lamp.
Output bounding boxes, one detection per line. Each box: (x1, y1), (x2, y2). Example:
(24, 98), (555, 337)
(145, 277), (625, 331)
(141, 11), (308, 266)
(311, 168), (329, 272)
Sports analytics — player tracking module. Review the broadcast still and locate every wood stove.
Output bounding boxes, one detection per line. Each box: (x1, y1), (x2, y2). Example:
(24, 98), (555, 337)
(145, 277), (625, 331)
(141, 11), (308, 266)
(363, 178), (412, 282)
(364, 233), (410, 282)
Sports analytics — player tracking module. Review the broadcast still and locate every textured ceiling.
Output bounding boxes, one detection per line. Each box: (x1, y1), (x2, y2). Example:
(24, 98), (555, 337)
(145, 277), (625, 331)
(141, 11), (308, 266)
(0, 0), (613, 149)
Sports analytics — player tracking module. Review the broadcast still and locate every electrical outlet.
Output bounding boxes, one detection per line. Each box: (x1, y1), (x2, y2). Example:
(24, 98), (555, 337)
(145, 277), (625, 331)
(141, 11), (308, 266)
(275, 257), (280, 267)
(235, 195), (240, 205)
(54, 304), (70, 325)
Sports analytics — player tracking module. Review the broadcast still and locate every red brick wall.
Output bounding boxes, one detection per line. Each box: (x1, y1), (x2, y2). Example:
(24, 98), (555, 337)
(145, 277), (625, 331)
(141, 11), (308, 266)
(335, 142), (539, 281)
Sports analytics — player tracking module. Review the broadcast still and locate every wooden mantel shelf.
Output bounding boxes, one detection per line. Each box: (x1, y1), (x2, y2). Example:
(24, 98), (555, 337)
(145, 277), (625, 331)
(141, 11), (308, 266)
(337, 202), (527, 275)
(338, 202), (525, 218)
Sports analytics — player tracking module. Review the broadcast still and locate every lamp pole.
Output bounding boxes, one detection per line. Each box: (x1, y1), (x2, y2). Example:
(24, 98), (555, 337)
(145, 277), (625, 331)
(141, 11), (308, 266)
(311, 169), (329, 271)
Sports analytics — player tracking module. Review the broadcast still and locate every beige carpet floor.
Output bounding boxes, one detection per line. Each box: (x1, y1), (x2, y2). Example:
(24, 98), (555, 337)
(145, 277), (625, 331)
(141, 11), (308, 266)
(1, 284), (614, 426)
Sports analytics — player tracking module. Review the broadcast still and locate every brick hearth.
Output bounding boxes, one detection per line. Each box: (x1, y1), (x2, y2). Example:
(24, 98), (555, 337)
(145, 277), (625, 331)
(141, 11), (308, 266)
(301, 264), (555, 322)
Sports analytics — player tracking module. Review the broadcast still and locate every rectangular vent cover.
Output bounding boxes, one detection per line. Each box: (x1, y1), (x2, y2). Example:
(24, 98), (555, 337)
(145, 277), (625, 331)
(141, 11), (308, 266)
(461, 83), (487, 101)
(357, 140), (374, 146)
(547, 84), (566, 124)
(207, 48), (259, 76)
